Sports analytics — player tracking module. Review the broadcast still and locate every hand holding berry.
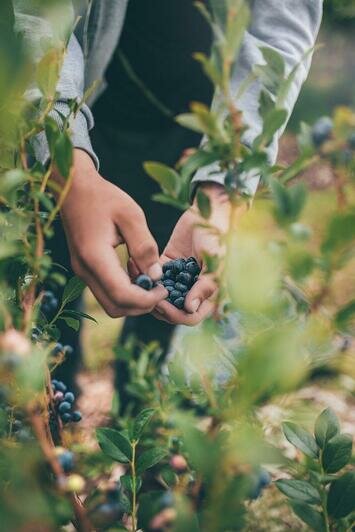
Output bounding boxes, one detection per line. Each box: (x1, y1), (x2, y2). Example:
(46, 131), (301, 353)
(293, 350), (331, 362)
(151, 183), (237, 326)
(56, 150), (167, 318)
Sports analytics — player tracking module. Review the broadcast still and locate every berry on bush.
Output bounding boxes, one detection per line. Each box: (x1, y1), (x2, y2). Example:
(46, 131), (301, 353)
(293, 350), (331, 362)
(51, 380), (82, 425)
(311, 116), (333, 147)
(55, 448), (75, 473)
(40, 291), (58, 316)
(249, 468), (271, 499)
(135, 257), (201, 310)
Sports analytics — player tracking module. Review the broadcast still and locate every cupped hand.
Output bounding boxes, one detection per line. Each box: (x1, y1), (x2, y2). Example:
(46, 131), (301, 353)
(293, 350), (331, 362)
(57, 149), (167, 317)
(151, 183), (233, 326)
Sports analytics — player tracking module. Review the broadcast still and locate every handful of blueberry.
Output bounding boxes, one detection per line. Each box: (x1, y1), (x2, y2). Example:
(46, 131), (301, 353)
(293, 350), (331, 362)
(51, 379), (82, 424)
(135, 257), (201, 310)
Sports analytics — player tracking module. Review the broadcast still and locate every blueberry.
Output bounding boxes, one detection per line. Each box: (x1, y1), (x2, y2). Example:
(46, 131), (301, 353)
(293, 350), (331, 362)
(71, 411), (82, 423)
(61, 413), (72, 423)
(165, 286), (174, 294)
(173, 297), (185, 310)
(163, 279), (175, 287)
(52, 343), (63, 355)
(54, 391), (64, 402)
(193, 275), (199, 284)
(185, 261), (201, 275)
(58, 450), (74, 473)
(163, 269), (176, 280)
(312, 116), (333, 147)
(64, 345), (74, 356)
(160, 491), (174, 509)
(58, 401), (71, 414)
(171, 259), (185, 273)
(170, 290), (182, 301)
(162, 261), (175, 273)
(259, 469), (271, 487)
(174, 282), (188, 293)
(176, 272), (192, 286)
(55, 381), (67, 393)
(135, 274), (153, 290)
(64, 392), (75, 404)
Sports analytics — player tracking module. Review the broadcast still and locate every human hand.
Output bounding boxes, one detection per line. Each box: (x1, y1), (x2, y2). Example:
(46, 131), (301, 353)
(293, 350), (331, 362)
(151, 183), (235, 326)
(56, 149), (167, 317)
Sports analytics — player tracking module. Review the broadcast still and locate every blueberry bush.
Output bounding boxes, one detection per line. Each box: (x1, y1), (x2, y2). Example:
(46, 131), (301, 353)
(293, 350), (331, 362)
(0, 1), (354, 531)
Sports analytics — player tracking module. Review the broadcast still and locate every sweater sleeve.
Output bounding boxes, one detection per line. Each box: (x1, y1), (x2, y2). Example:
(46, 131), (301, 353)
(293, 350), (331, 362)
(14, 2), (98, 169)
(191, 0), (323, 197)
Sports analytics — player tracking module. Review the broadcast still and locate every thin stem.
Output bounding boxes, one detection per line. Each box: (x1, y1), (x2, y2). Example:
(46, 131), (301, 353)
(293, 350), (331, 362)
(319, 451), (331, 532)
(130, 442), (137, 532)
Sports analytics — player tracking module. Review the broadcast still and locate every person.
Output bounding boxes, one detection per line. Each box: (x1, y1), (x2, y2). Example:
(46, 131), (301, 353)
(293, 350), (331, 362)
(14, 0), (323, 400)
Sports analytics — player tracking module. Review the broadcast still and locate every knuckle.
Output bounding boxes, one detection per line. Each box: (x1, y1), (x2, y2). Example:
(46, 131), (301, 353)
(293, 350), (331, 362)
(132, 240), (158, 261)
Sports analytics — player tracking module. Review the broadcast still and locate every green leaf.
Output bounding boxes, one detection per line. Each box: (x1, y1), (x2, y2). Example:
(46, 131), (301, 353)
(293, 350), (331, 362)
(45, 116), (61, 156)
(120, 474), (142, 494)
(136, 447), (168, 475)
(327, 471), (355, 519)
(202, 252), (220, 273)
(62, 276), (86, 306)
(196, 189), (212, 219)
(322, 433), (352, 473)
(260, 46), (285, 78)
(58, 316), (80, 331)
(335, 300), (355, 334)
(54, 132), (73, 179)
(180, 149), (219, 180)
(61, 309), (98, 325)
(290, 502), (325, 531)
(144, 162), (180, 196)
(132, 408), (156, 441)
(255, 108), (287, 149)
(321, 211), (355, 254)
(152, 193), (188, 211)
(282, 422), (319, 458)
(96, 428), (132, 463)
(314, 408), (340, 449)
(37, 48), (62, 98)
(225, 0), (250, 63)
(275, 480), (321, 505)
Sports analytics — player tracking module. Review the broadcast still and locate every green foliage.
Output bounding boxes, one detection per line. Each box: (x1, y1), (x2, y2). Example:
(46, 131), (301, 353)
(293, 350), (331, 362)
(277, 408), (354, 530)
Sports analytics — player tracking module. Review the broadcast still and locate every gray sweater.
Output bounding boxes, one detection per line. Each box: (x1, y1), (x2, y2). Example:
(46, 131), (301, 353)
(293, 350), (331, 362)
(14, 0), (323, 195)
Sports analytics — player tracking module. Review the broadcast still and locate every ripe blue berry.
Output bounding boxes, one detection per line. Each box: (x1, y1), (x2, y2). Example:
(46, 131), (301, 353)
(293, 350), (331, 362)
(162, 261), (175, 273)
(312, 116), (333, 147)
(185, 261), (201, 275)
(64, 345), (74, 356)
(52, 343), (63, 355)
(163, 269), (176, 280)
(173, 297), (185, 310)
(58, 450), (74, 473)
(71, 411), (82, 423)
(170, 290), (182, 301)
(163, 279), (175, 287)
(58, 401), (71, 414)
(175, 282), (188, 292)
(64, 392), (75, 404)
(135, 274), (153, 290)
(176, 272), (192, 286)
(55, 381), (67, 393)
(61, 413), (72, 423)
(171, 259), (185, 273)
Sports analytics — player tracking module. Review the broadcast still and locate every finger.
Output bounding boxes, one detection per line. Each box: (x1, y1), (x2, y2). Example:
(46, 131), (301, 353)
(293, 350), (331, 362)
(74, 244), (167, 312)
(153, 299), (214, 326)
(127, 258), (140, 280)
(184, 274), (217, 313)
(117, 206), (162, 280)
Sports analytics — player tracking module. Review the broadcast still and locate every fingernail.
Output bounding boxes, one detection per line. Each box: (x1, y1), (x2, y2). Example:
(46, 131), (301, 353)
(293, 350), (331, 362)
(148, 263), (163, 280)
(190, 299), (201, 312)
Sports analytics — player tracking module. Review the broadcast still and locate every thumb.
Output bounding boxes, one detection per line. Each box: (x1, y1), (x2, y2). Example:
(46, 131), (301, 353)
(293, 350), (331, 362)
(119, 207), (162, 281)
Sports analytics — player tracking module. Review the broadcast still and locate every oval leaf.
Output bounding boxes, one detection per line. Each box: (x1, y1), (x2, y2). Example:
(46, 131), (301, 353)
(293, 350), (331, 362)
(290, 502), (325, 531)
(96, 428), (132, 463)
(327, 471), (355, 519)
(136, 447), (167, 475)
(276, 480), (321, 505)
(62, 276), (86, 306)
(322, 433), (352, 473)
(196, 189), (211, 219)
(282, 422), (319, 458)
(132, 408), (156, 441)
(314, 408), (340, 449)
(144, 162), (180, 196)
